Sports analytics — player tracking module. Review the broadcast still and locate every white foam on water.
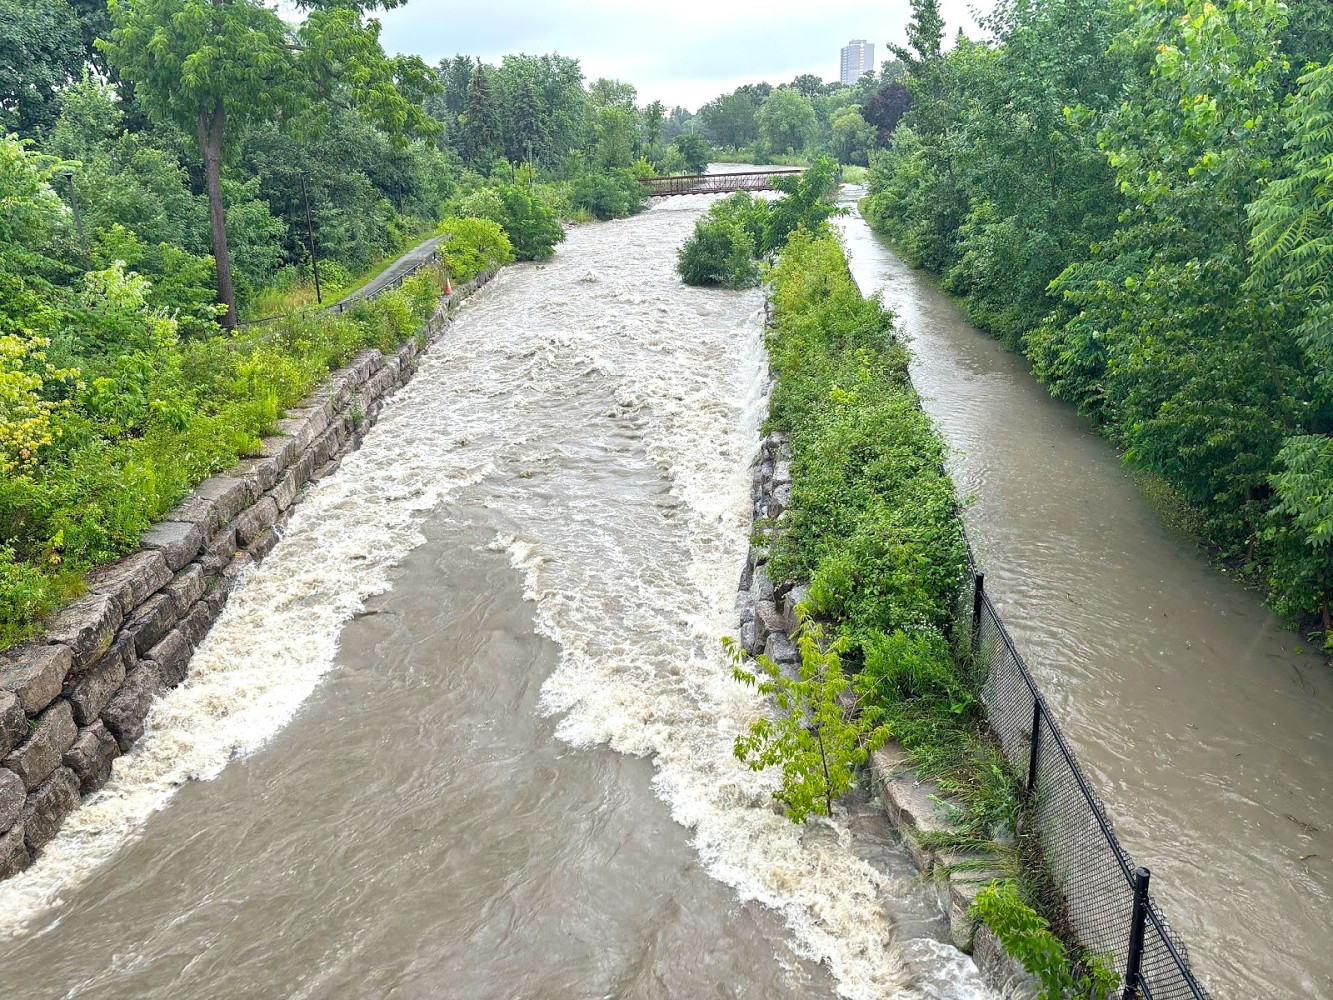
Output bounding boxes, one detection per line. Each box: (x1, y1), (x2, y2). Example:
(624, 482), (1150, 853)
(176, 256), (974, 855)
(1, 195), (996, 1000)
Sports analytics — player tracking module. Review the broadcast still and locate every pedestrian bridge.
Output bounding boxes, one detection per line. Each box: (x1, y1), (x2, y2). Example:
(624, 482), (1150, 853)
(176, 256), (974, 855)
(638, 169), (802, 197)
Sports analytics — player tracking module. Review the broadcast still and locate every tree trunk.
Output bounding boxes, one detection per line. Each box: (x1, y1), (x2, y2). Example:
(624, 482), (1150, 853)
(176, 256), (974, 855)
(198, 101), (236, 329)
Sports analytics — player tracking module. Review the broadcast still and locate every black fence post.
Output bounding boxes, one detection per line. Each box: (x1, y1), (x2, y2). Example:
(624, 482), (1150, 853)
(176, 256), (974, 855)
(1122, 867), (1152, 999)
(1026, 699), (1043, 797)
(971, 572), (985, 652)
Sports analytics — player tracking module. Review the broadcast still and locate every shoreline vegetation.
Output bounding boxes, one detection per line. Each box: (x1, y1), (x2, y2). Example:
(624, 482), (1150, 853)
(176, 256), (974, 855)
(739, 220), (1120, 995)
(857, 0), (1333, 651)
(1, 25), (739, 651)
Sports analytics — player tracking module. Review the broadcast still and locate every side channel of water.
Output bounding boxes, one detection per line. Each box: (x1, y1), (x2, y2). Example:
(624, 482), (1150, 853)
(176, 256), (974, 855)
(836, 186), (1333, 999)
(0, 193), (993, 1000)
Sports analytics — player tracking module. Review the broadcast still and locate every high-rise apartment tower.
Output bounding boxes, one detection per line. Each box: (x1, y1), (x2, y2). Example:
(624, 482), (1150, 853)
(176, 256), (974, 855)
(840, 39), (874, 86)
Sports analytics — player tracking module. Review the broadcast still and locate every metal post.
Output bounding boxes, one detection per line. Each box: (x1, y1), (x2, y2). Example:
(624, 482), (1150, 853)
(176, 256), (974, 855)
(971, 572), (985, 650)
(1026, 699), (1042, 796)
(1122, 868), (1151, 999)
(63, 171), (88, 266)
(298, 170), (322, 304)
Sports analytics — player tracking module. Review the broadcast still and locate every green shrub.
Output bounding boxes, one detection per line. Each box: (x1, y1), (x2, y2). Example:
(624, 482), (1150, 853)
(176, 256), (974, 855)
(676, 218), (759, 288)
(438, 216), (515, 281)
(0, 545), (58, 649)
(972, 882), (1120, 1000)
(0, 262), (452, 652)
(730, 623), (888, 822)
(493, 185), (566, 260)
(570, 169), (647, 220)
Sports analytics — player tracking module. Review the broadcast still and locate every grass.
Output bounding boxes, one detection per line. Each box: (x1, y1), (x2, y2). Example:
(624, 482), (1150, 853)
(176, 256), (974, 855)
(0, 265), (451, 652)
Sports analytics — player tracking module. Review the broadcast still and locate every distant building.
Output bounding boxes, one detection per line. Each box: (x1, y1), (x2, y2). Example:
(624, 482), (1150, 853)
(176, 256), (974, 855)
(840, 39), (874, 86)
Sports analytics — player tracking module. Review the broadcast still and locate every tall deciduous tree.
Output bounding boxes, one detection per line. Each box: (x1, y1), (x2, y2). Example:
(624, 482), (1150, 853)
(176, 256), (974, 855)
(0, 0), (85, 135)
(757, 87), (815, 155)
(102, 0), (431, 328)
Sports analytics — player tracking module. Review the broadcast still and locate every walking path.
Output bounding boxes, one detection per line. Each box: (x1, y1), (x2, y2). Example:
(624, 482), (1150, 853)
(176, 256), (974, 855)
(328, 235), (444, 313)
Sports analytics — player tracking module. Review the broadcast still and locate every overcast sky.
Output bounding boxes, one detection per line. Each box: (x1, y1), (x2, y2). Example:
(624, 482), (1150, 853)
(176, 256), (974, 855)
(373, 0), (994, 111)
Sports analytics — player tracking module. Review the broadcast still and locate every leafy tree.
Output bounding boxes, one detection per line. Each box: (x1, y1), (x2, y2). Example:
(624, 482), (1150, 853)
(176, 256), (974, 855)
(830, 105), (874, 164)
(437, 215), (513, 280)
(590, 104), (638, 168)
(103, 0), (434, 327)
(588, 77), (636, 110)
(731, 624), (889, 822)
(891, 0), (946, 71)
(698, 88), (761, 149)
(0, 0), (86, 135)
(790, 73), (826, 98)
(862, 80), (913, 145)
(492, 185), (565, 260)
(757, 87), (816, 155)
(672, 132), (709, 173)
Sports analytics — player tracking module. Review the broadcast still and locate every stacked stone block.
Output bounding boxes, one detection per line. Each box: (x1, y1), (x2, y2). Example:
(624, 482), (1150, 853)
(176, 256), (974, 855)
(0, 270), (495, 882)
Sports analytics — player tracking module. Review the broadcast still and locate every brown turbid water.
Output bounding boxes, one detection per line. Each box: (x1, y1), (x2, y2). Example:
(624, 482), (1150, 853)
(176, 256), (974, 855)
(0, 188), (993, 1000)
(836, 185), (1333, 999)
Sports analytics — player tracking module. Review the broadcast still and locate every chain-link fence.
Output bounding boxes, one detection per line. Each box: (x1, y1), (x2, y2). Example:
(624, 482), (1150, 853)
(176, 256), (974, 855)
(964, 554), (1212, 1000)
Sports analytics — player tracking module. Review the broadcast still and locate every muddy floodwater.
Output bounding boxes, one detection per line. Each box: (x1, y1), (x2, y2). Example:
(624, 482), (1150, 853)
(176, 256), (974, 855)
(0, 191), (993, 1000)
(837, 186), (1333, 999)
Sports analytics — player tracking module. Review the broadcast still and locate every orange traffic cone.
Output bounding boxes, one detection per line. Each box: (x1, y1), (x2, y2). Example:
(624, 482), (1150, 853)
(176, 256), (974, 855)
(445, 275), (453, 296)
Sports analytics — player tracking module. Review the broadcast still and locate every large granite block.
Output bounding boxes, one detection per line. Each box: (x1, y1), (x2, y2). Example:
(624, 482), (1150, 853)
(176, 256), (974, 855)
(140, 520), (204, 572)
(145, 630), (192, 688)
(3, 700), (77, 790)
(193, 476), (249, 525)
(0, 824), (28, 879)
(0, 644), (72, 715)
(127, 592), (179, 658)
(84, 550), (171, 613)
(0, 768), (24, 831)
(63, 722), (120, 794)
(44, 593), (122, 672)
(22, 766), (80, 855)
(164, 564), (205, 613)
(234, 497), (278, 546)
(165, 493), (220, 541)
(101, 664), (165, 752)
(257, 435), (297, 473)
(64, 637), (130, 727)
(0, 692), (25, 758)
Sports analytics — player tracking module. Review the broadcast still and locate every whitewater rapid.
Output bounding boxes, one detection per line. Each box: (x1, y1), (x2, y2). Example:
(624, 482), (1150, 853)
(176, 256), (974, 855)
(0, 193), (993, 1000)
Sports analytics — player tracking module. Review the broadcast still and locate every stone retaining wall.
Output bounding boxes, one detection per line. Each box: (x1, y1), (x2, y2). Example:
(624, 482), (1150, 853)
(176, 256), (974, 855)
(0, 270), (496, 883)
(735, 424), (1037, 999)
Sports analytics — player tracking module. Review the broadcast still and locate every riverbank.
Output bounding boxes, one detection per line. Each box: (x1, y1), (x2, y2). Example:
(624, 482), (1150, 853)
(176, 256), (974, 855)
(0, 267), (496, 883)
(836, 186), (1333, 997)
(741, 226), (1101, 993)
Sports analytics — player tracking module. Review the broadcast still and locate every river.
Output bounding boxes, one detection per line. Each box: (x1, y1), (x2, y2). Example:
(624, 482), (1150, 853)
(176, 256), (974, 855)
(0, 191), (993, 999)
(835, 186), (1333, 998)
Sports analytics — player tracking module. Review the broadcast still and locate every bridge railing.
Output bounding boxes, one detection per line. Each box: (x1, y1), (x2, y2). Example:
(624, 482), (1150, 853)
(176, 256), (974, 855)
(638, 169), (802, 197)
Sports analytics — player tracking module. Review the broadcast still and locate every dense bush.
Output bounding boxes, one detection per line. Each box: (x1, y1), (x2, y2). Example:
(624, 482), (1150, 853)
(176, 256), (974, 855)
(0, 253), (452, 651)
(437, 216), (514, 281)
(492, 185), (565, 260)
(765, 229), (968, 641)
(674, 158), (843, 288)
(761, 229), (1017, 837)
(676, 218), (758, 288)
(570, 168), (646, 220)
